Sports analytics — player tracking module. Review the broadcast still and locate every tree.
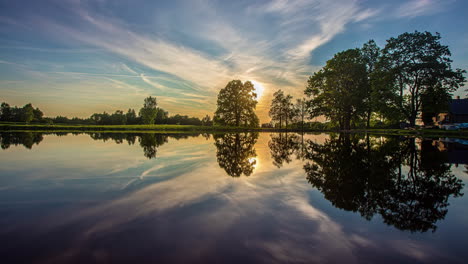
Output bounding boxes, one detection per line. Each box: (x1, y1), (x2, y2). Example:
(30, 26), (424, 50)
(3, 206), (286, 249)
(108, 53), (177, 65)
(21, 103), (34, 123)
(110, 110), (127, 125)
(269, 90), (295, 128)
(201, 115), (212, 126)
(126, 109), (138, 124)
(1, 102), (11, 121)
(361, 40), (381, 128)
(214, 80), (259, 127)
(380, 31), (466, 126)
(139, 96), (158, 124)
(155, 107), (168, 124)
(305, 49), (368, 130)
(269, 90), (285, 128)
(33, 107), (43, 122)
(294, 98), (307, 130)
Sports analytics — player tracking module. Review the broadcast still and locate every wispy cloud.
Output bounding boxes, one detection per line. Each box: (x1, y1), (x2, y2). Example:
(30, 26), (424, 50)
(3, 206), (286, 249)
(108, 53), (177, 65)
(1, 0), (461, 120)
(248, 0), (380, 59)
(394, 0), (454, 18)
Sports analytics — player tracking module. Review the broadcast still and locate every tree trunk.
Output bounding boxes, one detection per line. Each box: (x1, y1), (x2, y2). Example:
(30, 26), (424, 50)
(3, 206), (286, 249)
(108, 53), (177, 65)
(366, 110), (371, 129)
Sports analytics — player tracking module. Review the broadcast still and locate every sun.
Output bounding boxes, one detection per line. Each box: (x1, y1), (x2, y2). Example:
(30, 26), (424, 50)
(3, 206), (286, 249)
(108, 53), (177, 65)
(250, 80), (265, 100)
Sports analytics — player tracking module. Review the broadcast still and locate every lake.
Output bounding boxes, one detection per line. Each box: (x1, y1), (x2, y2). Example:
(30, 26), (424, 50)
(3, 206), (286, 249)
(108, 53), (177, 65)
(0, 132), (467, 263)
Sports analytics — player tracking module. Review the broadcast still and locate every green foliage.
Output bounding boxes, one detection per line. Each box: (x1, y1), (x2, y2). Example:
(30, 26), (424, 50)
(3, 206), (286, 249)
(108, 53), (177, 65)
(380, 31), (466, 126)
(140, 96), (158, 124)
(305, 49), (368, 130)
(155, 107), (168, 124)
(214, 80), (259, 127)
(0, 102), (11, 121)
(269, 90), (295, 128)
(361, 40), (381, 128)
(0, 102), (43, 123)
(126, 109), (139, 125)
(201, 115), (212, 126)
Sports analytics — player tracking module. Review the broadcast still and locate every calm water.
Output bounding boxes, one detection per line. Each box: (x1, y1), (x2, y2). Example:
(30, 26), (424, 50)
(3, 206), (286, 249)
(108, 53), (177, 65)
(0, 132), (467, 264)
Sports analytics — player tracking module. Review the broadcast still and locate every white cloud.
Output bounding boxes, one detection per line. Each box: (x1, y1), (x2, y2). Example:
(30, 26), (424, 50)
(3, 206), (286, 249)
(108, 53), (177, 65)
(395, 0), (454, 18)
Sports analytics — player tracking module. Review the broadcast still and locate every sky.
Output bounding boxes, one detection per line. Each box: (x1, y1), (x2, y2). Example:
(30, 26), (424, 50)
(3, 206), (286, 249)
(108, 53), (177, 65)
(0, 0), (467, 122)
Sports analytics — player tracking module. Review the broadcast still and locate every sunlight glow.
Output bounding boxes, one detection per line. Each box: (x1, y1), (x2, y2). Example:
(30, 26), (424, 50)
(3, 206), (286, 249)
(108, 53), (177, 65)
(250, 80), (265, 100)
(248, 157), (258, 170)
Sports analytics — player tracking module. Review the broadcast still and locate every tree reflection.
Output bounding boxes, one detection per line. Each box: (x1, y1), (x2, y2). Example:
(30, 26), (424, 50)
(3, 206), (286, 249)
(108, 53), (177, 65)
(89, 132), (200, 159)
(0, 132), (202, 160)
(214, 133), (258, 177)
(302, 134), (463, 232)
(89, 132), (137, 145)
(268, 133), (303, 168)
(0, 132), (44, 149)
(138, 133), (168, 159)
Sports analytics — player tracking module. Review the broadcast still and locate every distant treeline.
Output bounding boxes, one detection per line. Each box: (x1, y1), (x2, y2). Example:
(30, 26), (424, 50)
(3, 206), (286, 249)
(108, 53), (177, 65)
(0, 96), (213, 126)
(0, 102), (44, 123)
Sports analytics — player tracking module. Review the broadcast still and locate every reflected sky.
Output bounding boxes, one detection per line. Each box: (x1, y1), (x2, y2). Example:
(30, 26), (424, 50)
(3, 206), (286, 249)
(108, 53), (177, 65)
(0, 132), (467, 263)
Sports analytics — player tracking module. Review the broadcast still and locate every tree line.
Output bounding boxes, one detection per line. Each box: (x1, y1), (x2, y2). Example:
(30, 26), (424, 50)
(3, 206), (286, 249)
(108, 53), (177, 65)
(0, 102), (44, 123)
(1, 96), (213, 126)
(302, 31), (466, 129)
(215, 31), (466, 129)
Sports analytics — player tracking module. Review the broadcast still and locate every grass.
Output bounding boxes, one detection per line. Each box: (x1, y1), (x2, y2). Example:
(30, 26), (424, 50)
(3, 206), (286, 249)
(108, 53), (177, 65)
(0, 123), (263, 132)
(1, 123), (468, 138)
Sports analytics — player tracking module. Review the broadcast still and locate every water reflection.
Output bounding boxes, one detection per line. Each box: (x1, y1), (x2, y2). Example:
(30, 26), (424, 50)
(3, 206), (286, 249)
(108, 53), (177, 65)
(0, 131), (465, 232)
(214, 133), (258, 177)
(268, 133), (303, 167)
(0, 132), (202, 160)
(0, 132), (468, 262)
(0, 131), (44, 149)
(267, 133), (464, 232)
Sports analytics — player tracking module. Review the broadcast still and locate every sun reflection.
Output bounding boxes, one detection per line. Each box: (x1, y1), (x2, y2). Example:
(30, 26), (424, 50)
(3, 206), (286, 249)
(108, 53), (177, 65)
(250, 80), (265, 100)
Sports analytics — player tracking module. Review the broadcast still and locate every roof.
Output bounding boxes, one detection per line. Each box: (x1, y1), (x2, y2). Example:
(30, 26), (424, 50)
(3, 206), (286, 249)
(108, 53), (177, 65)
(449, 98), (468, 115)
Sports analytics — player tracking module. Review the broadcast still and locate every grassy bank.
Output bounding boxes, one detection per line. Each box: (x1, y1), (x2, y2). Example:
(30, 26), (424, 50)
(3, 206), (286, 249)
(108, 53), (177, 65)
(1, 123), (468, 138)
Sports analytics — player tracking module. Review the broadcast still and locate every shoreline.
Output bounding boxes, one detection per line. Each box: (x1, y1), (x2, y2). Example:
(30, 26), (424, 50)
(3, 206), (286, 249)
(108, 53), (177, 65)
(1, 124), (468, 138)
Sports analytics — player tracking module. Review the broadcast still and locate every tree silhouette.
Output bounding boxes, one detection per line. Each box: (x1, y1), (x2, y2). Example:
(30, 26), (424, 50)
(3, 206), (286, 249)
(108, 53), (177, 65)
(302, 134), (463, 232)
(214, 80), (259, 127)
(268, 133), (302, 168)
(0, 132), (44, 149)
(214, 133), (258, 177)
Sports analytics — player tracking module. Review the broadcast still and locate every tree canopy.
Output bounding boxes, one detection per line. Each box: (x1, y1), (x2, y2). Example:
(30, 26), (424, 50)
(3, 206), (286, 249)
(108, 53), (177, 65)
(305, 48), (368, 130)
(269, 90), (295, 128)
(214, 80), (259, 127)
(139, 96), (158, 124)
(379, 31), (466, 126)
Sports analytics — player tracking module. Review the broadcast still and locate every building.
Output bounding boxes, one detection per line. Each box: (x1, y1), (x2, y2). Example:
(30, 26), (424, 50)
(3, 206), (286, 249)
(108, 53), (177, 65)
(435, 97), (468, 124)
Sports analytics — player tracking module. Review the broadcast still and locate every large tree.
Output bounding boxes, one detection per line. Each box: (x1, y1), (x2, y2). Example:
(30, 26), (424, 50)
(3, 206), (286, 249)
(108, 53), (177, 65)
(214, 80), (259, 127)
(139, 96), (158, 124)
(380, 31), (466, 126)
(305, 49), (368, 130)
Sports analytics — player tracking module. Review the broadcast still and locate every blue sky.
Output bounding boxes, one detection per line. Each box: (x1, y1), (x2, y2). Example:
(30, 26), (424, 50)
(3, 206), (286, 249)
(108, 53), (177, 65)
(0, 0), (467, 121)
